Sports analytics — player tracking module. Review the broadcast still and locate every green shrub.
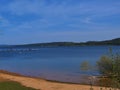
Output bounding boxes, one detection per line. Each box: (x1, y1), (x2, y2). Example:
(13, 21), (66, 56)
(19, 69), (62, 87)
(97, 50), (120, 88)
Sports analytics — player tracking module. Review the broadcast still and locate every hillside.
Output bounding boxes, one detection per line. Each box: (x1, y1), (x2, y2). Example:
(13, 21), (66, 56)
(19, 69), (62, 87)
(1, 38), (120, 48)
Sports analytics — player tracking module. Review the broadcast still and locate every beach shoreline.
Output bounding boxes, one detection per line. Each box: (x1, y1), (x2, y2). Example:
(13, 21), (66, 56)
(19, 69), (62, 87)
(0, 70), (111, 90)
(0, 70), (98, 85)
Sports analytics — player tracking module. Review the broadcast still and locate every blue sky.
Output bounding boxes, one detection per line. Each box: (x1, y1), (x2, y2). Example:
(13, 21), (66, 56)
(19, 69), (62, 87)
(0, 0), (120, 44)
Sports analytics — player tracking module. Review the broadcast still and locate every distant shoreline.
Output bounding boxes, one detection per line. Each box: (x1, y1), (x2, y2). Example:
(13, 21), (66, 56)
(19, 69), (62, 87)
(0, 38), (120, 47)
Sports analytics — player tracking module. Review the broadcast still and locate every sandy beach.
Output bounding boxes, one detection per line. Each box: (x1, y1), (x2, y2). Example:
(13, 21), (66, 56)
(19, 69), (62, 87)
(0, 70), (114, 90)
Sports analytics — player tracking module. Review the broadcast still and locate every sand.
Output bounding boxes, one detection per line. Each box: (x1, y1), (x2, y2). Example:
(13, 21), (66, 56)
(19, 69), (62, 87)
(0, 71), (115, 90)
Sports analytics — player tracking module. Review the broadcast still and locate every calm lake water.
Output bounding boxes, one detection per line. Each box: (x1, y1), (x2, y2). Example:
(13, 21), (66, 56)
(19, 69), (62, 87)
(0, 46), (120, 83)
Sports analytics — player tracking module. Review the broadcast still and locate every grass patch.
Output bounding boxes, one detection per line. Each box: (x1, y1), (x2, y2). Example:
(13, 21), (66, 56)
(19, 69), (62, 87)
(0, 81), (36, 90)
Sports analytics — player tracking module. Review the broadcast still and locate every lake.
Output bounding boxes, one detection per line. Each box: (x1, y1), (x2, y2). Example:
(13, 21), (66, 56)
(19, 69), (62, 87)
(0, 46), (120, 83)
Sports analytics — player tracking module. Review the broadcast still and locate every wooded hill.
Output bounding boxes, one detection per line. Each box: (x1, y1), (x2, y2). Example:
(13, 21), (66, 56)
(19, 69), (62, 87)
(1, 38), (120, 48)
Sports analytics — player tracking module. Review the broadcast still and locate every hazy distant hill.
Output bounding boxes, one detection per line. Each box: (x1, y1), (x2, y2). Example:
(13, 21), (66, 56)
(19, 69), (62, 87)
(1, 38), (120, 48)
(82, 38), (120, 46)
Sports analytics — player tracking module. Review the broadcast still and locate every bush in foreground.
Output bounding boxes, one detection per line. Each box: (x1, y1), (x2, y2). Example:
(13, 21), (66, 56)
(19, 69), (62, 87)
(80, 48), (120, 89)
(97, 50), (120, 88)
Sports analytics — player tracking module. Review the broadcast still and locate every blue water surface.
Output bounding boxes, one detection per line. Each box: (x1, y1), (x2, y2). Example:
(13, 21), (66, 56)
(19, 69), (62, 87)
(0, 46), (119, 83)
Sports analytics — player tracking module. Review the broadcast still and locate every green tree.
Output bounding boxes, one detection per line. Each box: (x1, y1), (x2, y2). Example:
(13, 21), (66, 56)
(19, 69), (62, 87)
(97, 51), (120, 89)
(97, 55), (113, 77)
